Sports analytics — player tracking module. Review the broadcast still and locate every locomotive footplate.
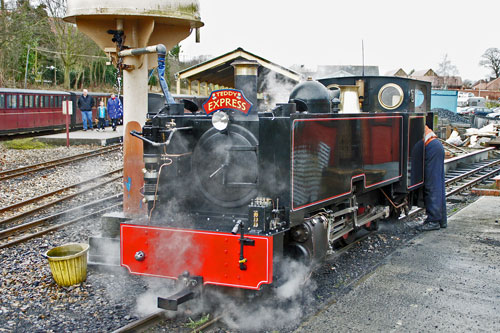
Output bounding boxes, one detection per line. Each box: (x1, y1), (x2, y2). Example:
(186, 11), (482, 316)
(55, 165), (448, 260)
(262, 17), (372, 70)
(121, 224), (274, 290)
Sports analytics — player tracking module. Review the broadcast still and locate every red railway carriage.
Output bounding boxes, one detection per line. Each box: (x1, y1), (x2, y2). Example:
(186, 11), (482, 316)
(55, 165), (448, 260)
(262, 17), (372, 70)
(0, 88), (111, 135)
(0, 89), (70, 134)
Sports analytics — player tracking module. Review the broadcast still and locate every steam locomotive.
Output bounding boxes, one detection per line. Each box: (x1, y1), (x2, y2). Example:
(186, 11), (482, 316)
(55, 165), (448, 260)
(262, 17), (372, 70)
(116, 62), (431, 310)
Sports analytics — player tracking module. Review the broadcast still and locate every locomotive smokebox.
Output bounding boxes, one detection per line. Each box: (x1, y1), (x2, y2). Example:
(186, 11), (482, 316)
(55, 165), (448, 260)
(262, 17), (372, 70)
(231, 60), (259, 118)
(289, 77), (331, 113)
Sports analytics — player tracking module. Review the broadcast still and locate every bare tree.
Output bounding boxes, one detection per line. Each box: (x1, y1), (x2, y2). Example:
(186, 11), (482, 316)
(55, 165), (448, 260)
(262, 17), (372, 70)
(0, 1), (52, 86)
(437, 54), (459, 77)
(41, 0), (102, 89)
(479, 48), (500, 79)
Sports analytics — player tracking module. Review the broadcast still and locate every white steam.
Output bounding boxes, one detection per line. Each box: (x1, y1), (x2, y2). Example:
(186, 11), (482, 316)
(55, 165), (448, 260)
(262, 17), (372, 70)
(206, 258), (317, 331)
(261, 73), (298, 111)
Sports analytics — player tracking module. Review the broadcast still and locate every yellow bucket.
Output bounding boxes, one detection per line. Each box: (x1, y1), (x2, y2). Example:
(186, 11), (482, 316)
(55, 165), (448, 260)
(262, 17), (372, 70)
(44, 243), (89, 287)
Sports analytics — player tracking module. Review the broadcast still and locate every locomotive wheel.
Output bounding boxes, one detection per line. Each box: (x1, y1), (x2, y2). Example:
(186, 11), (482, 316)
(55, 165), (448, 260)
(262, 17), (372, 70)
(364, 220), (379, 231)
(389, 207), (402, 219)
(331, 239), (345, 249)
(338, 231), (356, 246)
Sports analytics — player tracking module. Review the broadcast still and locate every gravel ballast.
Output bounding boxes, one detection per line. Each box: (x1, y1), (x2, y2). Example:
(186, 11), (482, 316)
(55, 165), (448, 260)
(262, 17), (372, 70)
(0, 144), (149, 332)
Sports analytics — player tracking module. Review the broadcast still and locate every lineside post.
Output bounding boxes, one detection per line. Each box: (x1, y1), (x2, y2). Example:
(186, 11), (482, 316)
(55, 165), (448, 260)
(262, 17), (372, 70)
(64, 99), (71, 148)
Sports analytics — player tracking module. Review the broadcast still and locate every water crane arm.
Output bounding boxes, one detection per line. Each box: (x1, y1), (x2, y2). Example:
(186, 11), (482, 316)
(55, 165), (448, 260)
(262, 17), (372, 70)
(118, 44), (175, 105)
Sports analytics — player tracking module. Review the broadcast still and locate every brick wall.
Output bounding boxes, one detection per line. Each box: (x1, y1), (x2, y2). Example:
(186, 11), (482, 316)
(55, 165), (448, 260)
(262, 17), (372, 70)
(452, 89), (500, 101)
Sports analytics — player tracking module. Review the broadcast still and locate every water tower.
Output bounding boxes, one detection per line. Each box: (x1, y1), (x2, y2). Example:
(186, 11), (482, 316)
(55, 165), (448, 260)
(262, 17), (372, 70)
(64, 1), (203, 216)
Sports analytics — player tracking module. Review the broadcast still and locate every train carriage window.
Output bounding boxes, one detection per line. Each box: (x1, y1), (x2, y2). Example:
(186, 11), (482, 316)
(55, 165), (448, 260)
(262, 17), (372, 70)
(378, 83), (404, 110)
(40, 95), (44, 107)
(29, 95), (34, 107)
(0, 94), (4, 108)
(19, 95), (23, 108)
(7, 95), (17, 108)
(34, 95), (39, 108)
(44, 95), (49, 108)
(25, 95), (30, 108)
(50, 96), (54, 108)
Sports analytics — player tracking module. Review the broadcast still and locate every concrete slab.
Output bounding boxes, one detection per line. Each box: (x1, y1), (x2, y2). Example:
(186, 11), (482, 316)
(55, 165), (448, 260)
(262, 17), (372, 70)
(37, 126), (124, 146)
(297, 196), (500, 332)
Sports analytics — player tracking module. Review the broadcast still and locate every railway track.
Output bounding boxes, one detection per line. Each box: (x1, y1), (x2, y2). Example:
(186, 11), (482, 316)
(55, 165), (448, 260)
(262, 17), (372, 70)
(0, 143), (122, 181)
(0, 143), (124, 247)
(439, 138), (469, 157)
(0, 168), (122, 223)
(112, 308), (223, 333)
(406, 149), (500, 218)
(0, 195), (122, 249)
(445, 158), (500, 194)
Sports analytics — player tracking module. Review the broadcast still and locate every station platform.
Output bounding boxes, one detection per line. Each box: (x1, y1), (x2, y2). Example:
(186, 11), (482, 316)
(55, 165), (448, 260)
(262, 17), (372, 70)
(297, 196), (500, 332)
(37, 125), (124, 146)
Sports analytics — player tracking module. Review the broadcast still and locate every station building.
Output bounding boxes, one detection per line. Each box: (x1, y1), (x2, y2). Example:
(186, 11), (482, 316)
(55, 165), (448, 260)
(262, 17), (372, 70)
(175, 47), (301, 110)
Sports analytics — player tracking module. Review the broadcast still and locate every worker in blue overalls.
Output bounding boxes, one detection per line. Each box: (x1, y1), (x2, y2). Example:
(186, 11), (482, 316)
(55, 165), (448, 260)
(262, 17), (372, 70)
(418, 125), (447, 231)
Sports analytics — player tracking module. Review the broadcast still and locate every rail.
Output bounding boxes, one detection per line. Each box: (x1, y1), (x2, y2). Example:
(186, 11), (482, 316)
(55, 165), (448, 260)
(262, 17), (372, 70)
(0, 144), (122, 181)
(0, 171), (122, 225)
(0, 199), (122, 249)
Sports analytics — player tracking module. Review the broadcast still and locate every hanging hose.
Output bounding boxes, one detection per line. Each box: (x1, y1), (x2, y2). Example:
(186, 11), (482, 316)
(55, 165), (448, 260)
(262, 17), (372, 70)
(156, 45), (176, 105)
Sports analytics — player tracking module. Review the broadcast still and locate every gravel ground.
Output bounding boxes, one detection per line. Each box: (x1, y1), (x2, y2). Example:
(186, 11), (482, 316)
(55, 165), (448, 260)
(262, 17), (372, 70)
(0, 143), (149, 332)
(0, 145), (122, 209)
(0, 143), (483, 333)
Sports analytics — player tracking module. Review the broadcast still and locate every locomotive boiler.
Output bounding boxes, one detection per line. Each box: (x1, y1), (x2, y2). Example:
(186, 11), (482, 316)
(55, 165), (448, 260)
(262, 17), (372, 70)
(119, 61), (431, 310)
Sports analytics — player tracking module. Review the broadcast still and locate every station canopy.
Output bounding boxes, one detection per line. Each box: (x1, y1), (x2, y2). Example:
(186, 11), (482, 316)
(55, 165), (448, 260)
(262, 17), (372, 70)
(175, 47), (301, 95)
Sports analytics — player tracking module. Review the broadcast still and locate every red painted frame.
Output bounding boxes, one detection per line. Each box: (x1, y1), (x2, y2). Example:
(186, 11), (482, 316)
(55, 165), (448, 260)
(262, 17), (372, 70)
(121, 224), (274, 290)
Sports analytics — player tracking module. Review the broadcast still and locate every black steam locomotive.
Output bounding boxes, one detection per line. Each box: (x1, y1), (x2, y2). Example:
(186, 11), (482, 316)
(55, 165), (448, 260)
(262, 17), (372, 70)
(120, 62), (430, 310)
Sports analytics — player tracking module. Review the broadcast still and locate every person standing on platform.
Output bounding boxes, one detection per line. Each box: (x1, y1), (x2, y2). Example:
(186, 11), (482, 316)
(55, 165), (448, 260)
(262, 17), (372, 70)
(107, 93), (122, 131)
(97, 101), (107, 131)
(418, 125), (447, 231)
(78, 89), (94, 131)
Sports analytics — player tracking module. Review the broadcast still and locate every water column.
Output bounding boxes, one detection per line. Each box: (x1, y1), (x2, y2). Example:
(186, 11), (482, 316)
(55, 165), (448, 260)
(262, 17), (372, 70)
(64, 1), (203, 216)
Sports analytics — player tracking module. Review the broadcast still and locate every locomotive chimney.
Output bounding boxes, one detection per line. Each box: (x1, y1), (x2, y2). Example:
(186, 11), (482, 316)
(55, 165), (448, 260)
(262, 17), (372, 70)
(231, 60), (259, 112)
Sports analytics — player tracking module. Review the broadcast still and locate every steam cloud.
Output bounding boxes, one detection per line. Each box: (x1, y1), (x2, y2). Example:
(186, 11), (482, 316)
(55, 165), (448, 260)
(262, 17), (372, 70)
(261, 72), (297, 111)
(211, 258), (317, 331)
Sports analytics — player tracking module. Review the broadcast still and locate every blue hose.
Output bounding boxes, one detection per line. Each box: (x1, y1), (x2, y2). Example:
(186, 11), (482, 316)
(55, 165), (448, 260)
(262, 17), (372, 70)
(157, 54), (175, 104)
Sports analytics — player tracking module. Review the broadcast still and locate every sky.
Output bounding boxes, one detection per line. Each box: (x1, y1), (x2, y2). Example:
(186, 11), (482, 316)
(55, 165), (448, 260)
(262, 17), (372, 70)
(179, 0), (500, 82)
